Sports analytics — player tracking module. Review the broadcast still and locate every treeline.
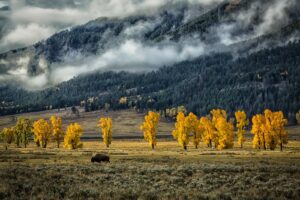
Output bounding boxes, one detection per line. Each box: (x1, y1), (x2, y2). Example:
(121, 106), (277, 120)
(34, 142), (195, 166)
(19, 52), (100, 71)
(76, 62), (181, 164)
(0, 115), (114, 150)
(1, 108), (290, 152)
(0, 116), (83, 150)
(141, 109), (288, 151)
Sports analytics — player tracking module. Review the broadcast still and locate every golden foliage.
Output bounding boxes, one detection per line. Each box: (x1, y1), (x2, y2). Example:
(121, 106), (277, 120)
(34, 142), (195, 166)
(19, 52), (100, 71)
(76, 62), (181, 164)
(64, 123), (83, 149)
(15, 118), (32, 148)
(98, 117), (113, 147)
(251, 114), (266, 149)
(252, 110), (288, 151)
(264, 110), (288, 150)
(214, 115), (234, 150)
(50, 116), (64, 148)
(32, 119), (51, 148)
(140, 111), (160, 149)
(200, 117), (216, 148)
(172, 112), (189, 150)
(273, 111), (288, 151)
(211, 109), (227, 125)
(186, 112), (202, 149)
(1, 127), (15, 149)
(235, 110), (249, 148)
(210, 109), (234, 150)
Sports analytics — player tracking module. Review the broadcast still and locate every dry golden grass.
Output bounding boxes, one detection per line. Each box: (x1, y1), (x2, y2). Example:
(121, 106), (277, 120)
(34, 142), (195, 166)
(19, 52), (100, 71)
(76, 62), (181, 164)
(0, 108), (173, 138)
(0, 109), (300, 199)
(0, 139), (299, 200)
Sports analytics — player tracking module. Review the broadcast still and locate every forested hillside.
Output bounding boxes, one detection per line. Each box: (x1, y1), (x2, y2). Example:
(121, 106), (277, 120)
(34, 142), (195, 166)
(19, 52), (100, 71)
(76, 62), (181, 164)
(0, 0), (300, 121)
(1, 40), (300, 122)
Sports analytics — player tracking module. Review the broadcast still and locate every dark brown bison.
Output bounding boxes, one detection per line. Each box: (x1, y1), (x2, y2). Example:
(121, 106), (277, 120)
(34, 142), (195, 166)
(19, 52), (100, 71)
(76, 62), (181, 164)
(91, 154), (110, 163)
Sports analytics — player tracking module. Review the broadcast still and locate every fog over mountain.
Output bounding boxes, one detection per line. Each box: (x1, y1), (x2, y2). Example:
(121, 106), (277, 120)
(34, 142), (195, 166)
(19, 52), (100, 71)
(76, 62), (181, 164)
(0, 0), (299, 90)
(0, 0), (223, 52)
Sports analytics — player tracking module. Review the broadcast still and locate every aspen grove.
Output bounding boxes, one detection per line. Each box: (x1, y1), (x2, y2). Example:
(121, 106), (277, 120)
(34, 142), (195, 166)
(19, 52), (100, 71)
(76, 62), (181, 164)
(0, 109), (289, 151)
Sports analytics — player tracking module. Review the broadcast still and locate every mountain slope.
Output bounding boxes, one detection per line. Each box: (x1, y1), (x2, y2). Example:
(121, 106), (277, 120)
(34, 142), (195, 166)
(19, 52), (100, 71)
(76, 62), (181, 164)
(1, 0), (300, 89)
(1, 41), (300, 122)
(1, 0), (300, 120)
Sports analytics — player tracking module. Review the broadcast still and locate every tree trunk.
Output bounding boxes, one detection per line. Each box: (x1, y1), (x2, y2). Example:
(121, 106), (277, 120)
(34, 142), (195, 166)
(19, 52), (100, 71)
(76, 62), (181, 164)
(279, 133), (283, 151)
(270, 139), (275, 150)
(151, 144), (154, 150)
(184, 145), (187, 150)
(57, 136), (60, 148)
(195, 144), (198, 149)
(263, 133), (266, 150)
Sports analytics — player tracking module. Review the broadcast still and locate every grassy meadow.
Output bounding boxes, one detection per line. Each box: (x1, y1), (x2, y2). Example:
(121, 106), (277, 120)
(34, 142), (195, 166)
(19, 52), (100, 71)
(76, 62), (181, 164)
(0, 108), (174, 139)
(0, 109), (300, 199)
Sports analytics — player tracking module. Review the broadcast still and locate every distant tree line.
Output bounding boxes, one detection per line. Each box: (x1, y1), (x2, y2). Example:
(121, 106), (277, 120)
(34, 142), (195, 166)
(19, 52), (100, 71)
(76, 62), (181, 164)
(1, 108), (289, 152)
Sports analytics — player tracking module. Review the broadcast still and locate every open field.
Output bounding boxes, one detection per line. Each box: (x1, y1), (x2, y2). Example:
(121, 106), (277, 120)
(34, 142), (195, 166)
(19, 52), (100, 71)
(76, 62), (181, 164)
(0, 109), (300, 199)
(0, 140), (300, 200)
(0, 108), (174, 139)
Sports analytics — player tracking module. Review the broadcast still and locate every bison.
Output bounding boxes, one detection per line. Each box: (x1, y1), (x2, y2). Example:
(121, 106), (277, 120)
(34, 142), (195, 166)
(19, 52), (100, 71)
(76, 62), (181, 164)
(91, 154), (110, 163)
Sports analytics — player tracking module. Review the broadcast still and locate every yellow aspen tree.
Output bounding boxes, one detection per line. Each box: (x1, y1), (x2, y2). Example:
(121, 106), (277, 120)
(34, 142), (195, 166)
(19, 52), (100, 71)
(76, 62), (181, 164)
(15, 118), (32, 148)
(215, 116), (235, 150)
(210, 109), (228, 148)
(199, 117), (215, 148)
(186, 112), (201, 149)
(50, 116), (64, 148)
(211, 109), (227, 125)
(296, 110), (300, 125)
(264, 109), (278, 150)
(98, 117), (113, 147)
(251, 114), (266, 149)
(0, 127), (15, 150)
(172, 112), (189, 150)
(272, 111), (288, 151)
(64, 123), (83, 149)
(32, 119), (51, 148)
(140, 111), (160, 149)
(235, 110), (249, 148)
(251, 115), (260, 149)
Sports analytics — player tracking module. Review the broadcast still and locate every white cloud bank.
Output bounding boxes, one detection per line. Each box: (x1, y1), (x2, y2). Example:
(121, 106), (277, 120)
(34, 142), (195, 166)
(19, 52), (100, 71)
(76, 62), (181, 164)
(51, 39), (206, 84)
(0, 0), (223, 52)
(216, 0), (297, 46)
(1, 24), (56, 49)
(0, 38), (206, 90)
(0, 0), (299, 90)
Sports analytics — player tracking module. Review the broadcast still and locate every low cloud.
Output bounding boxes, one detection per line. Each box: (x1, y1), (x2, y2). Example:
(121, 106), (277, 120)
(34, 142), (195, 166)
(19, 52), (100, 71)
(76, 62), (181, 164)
(214, 0), (297, 46)
(1, 0), (299, 91)
(49, 38), (206, 88)
(0, 0), (222, 52)
(256, 0), (295, 36)
(1, 24), (56, 50)
(0, 37), (206, 90)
